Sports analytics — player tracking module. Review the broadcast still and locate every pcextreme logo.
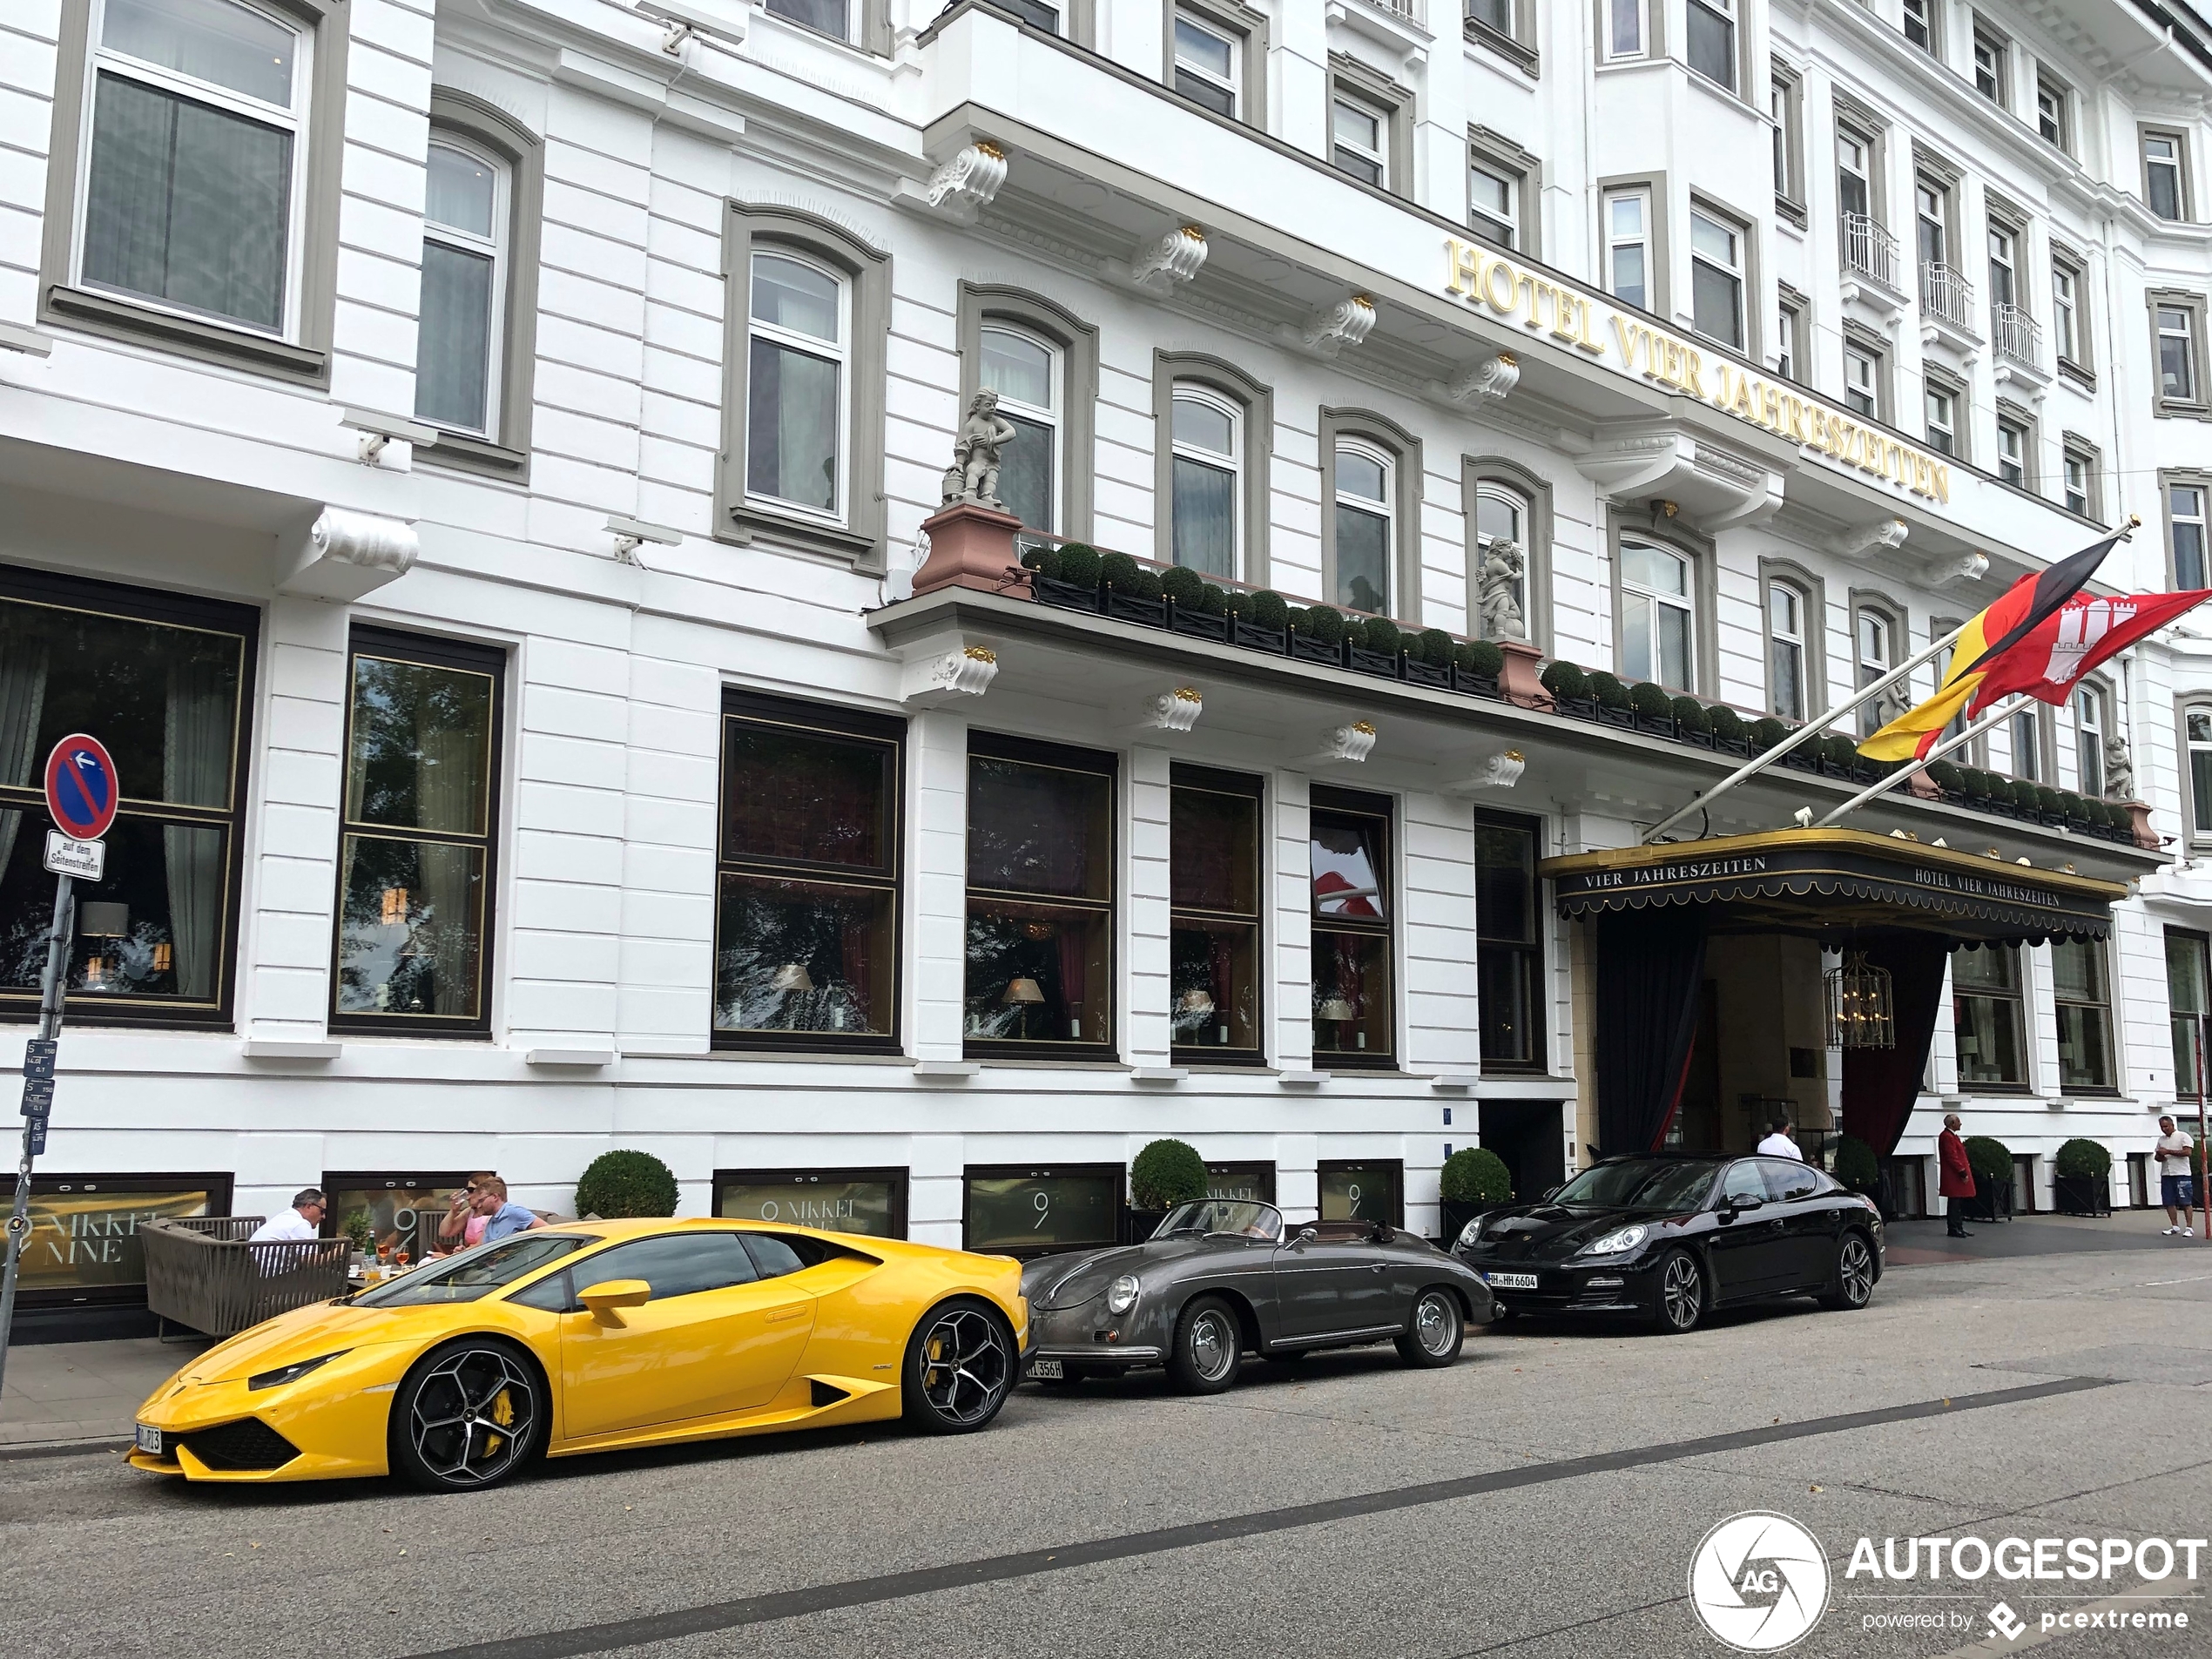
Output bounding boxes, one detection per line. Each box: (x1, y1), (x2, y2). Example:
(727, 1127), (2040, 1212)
(1689, 1513), (1832, 1653)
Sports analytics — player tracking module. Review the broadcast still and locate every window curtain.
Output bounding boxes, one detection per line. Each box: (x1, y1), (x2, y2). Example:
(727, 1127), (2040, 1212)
(162, 652), (230, 999)
(0, 615), (48, 881)
(1839, 934), (1951, 1159)
(1055, 922), (1089, 1039)
(416, 725), (479, 1016)
(1593, 908), (1710, 1156)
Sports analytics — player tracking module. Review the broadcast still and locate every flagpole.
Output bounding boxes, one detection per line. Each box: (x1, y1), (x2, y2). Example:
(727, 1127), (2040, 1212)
(1640, 623), (1969, 844)
(1811, 698), (2027, 828)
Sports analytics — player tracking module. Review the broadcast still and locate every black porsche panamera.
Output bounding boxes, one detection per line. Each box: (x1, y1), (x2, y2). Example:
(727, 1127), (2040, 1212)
(1450, 1153), (1884, 1333)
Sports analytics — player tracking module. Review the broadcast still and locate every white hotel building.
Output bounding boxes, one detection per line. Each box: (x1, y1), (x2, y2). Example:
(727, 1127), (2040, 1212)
(5, 0), (2212, 1329)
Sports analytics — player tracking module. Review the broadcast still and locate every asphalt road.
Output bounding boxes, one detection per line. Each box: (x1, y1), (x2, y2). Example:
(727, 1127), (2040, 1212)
(6, 1222), (2210, 1659)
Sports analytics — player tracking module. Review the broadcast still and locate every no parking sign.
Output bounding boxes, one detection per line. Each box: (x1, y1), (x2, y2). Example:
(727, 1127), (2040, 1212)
(44, 734), (120, 841)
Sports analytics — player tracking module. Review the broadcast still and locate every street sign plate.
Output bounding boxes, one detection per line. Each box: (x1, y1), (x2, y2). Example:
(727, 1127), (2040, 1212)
(44, 733), (119, 842)
(19, 1076), (53, 1116)
(22, 1040), (55, 1082)
(24, 1118), (45, 1157)
(42, 830), (105, 881)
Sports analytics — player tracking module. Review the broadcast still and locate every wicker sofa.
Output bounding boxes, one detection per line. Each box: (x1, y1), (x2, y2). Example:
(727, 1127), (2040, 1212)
(140, 1217), (353, 1338)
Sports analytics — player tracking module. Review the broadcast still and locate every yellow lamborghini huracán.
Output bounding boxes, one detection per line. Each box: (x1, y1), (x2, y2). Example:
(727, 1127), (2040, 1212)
(127, 1218), (1027, 1492)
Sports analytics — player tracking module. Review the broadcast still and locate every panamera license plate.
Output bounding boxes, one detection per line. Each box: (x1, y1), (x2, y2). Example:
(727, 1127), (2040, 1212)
(134, 1424), (165, 1456)
(1484, 1271), (1539, 1290)
(1028, 1359), (1064, 1380)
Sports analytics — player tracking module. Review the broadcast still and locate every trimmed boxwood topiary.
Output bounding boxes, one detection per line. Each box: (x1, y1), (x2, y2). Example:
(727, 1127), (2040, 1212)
(1834, 1135), (1881, 1196)
(1097, 550), (1142, 590)
(1159, 564), (1205, 608)
(575, 1150), (680, 1219)
(1928, 759), (1965, 794)
(1588, 670), (1631, 710)
(1055, 543), (1102, 590)
(1359, 617), (1404, 655)
(1130, 1137), (1211, 1211)
(1417, 628), (1457, 668)
(1707, 705), (1745, 742)
(1817, 733), (1858, 769)
(1251, 590), (1290, 631)
(1301, 604), (1347, 644)
(1961, 768), (1991, 800)
(1021, 543), (1062, 580)
(1628, 681), (1672, 719)
(1123, 567), (1163, 601)
(1440, 1147), (1514, 1204)
(1198, 582), (1229, 616)
(1750, 717), (1789, 752)
(1670, 695), (1711, 734)
(2055, 1137), (2112, 1182)
(2036, 785), (2065, 817)
(1540, 658), (1588, 698)
(1461, 638), (1507, 678)
(1224, 589), (1256, 622)
(1963, 1135), (2013, 1188)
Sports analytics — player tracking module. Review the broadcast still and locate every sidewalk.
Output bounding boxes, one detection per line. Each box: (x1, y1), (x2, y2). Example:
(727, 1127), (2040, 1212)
(1882, 1207), (2210, 1266)
(0, 1336), (208, 1452)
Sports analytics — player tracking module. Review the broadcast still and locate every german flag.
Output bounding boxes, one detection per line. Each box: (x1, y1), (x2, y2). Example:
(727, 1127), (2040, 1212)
(1858, 531), (2125, 762)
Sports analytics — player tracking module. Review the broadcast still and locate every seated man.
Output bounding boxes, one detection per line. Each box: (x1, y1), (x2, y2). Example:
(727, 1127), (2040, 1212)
(471, 1177), (547, 1244)
(248, 1188), (342, 1273)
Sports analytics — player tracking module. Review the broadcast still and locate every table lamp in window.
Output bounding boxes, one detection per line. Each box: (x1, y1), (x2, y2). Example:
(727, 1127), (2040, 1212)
(1316, 990), (1358, 1047)
(78, 901), (129, 989)
(1004, 974), (1044, 1039)
(1177, 983), (1218, 1043)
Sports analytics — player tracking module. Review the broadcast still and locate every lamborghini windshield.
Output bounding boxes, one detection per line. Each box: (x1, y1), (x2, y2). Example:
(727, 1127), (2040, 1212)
(354, 1234), (588, 1306)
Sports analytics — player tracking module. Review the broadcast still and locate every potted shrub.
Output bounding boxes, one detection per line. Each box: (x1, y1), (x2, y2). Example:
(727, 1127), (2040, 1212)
(1627, 680), (1676, 738)
(1457, 637), (1506, 697)
(1025, 542), (1101, 611)
(1233, 589), (1290, 653)
(1540, 658), (1592, 716)
(1099, 551), (1167, 627)
(1817, 732), (1858, 779)
(1127, 1137), (1210, 1243)
(1289, 603), (1347, 664)
(576, 1150), (680, 1219)
(1963, 1134), (2015, 1224)
(1406, 628), (1456, 689)
(1707, 703), (1750, 757)
(2054, 1137), (2113, 1216)
(1160, 565), (1231, 641)
(1348, 615), (1405, 678)
(1439, 1147), (1514, 1245)
(340, 1207), (376, 1258)
(1749, 716), (1789, 754)
(1588, 670), (1635, 727)
(1670, 694), (1714, 748)
(1927, 759), (1966, 803)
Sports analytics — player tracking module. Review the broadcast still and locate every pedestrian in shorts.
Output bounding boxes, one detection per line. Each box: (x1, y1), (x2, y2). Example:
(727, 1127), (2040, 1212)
(2157, 1116), (2197, 1238)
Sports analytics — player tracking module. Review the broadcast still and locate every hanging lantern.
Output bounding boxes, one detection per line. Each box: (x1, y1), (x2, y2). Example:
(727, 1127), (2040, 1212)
(1825, 951), (1896, 1049)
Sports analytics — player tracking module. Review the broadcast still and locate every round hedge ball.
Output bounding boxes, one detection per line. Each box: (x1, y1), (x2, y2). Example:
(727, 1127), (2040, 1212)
(574, 1150), (680, 1219)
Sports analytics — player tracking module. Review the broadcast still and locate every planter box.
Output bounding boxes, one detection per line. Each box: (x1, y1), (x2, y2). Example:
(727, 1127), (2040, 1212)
(1033, 576), (1099, 612)
(1168, 604), (1230, 642)
(1403, 658), (1452, 689)
(1595, 705), (1635, 729)
(1347, 645), (1403, 679)
(1438, 1199), (1507, 1248)
(1103, 590), (1168, 628)
(1635, 714), (1677, 739)
(1680, 727), (1716, 750)
(1231, 620), (1286, 655)
(1781, 748), (1818, 772)
(2054, 1174), (2112, 1217)
(1289, 633), (1346, 666)
(1553, 694), (1596, 719)
(1123, 1208), (1168, 1244)
(1819, 759), (1854, 780)
(1456, 668), (1502, 699)
(1966, 1172), (2013, 1224)
(1716, 735), (1752, 758)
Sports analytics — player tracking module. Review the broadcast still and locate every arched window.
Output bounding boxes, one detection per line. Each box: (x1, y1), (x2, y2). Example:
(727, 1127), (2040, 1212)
(745, 248), (849, 519)
(980, 323), (1061, 532)
(2074, 683), (2107, 796)
(1856, 606), (1899, 737)
(1620, 538), (1693, 688)
(1332, 442), (1394, 614)
(1768, 581), (1808, 721)
(1170, 385), (1241, 577)
(417, 137), (509, 437)
(1473, 482), (1527, 639)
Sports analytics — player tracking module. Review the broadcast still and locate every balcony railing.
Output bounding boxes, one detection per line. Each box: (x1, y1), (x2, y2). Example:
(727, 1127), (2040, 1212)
(1841, 212), (1898, 290)
(1920, 261), (1976, 333)
(1993, 303), (2042, 369)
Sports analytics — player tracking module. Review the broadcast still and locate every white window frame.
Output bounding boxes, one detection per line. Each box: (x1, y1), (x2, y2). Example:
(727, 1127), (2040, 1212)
(1987, 224), (2018, 311)
(2036, 76), (2068, 150)
(1856, 608), (1898, 738)
(745, 247), (853, 524)
(1170, 9), (1239, 118)
(1603, 0), (1647, 60)
(1916, 178), (1949, 268)
(1469, 157), (1518, 248)
(979, 321), (1062, 536)
(1689, 206), (1745, 350)
(1332, 96), (1388, 191)
(2188, 705), (2212, 837)
(2175, 483), (2209, 590)
(2074, 683), (2106, 796)
(75, 0), (314, 341)
(1844, 344), (1879, 418)
(1684, 0), (1737, 94)
(1925, 382), (1957, 455)
(1769, 580), (1808, 722)
(763, 0), (856, 44)
(1776, 303), (1798, 382)
(1837, 130), (1872, 223)
(1621, 538), (1696, 691)
(2052, 260), (2079, 364)
(2010, 705), (2044, 783)
(1467, 0), (1514, 37)
(1903, 0), (1937, 55)
(418, 134), (509, 439)
(1332, 439), (1396, 616)
(1972, 28), (2006, 105)
(2063, 449), (2090, 517)
(1169, 383), (1243, 580)
(2146, 132), (2187, 221)
(1602, 187), (1650, 311)
(2159, 305), (2199, 402)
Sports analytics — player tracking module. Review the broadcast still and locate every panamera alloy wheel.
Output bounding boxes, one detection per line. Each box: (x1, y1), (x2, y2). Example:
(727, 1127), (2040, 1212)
(904, 1299), (1015, 1433)
(1396, 1287), (1465, 1368)
(389, 1339), (542, 1493)
(1651, 1251), (1705, 1334)
(1821, 1234), (1877, 1311)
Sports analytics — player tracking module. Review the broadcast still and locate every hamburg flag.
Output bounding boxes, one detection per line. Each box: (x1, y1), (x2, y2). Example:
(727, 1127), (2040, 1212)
(1965, 589), (2212, 716)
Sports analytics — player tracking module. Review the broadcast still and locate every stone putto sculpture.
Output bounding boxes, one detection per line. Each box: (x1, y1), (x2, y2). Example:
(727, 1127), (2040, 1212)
(2103, 735), (2135, 802)
(941, 390), (1019, 511)
(1477, 539), (1528, 641)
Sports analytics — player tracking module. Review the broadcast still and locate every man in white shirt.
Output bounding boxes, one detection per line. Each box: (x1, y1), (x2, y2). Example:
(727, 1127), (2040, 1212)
(1757, 1117), (1804, 1161)
(249, 1188), (327, 1243)
(2156, 1116), (2197, 1238)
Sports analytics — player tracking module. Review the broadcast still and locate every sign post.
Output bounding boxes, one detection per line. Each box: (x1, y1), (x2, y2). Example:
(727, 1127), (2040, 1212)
(0, 734), (118, 1394)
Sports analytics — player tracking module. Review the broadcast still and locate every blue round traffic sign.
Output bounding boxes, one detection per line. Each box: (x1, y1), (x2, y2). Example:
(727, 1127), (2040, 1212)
(44, 734), (120, 841)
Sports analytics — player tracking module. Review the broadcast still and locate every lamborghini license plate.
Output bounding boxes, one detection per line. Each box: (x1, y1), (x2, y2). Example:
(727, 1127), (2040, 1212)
(1483, 1271), (1538, 1290)
(134, 1424), (165, 1456)
(1028, 1359), (1064, 1380)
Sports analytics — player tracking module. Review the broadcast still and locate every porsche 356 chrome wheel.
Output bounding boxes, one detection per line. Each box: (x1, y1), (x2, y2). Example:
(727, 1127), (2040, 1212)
(1652, 1251), (1704, 1335)
(1168, 1295), (1242, 1394)
(903, 1300), (1015, 1433)
(1395, 1287), (1465, 1368)
(1821, 1235), (1876, 1312)
(391, 1341), (540, 1493)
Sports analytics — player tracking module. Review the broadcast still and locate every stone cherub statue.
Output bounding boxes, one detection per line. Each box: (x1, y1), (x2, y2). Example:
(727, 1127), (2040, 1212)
(2103, 734), (2135, 803)
(941, 389), (1019, 511)
(1477, 538), (1528, 641)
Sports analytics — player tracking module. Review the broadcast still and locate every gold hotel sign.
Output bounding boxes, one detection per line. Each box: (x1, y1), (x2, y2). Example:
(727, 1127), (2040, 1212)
(1444, 239), (1952, 506)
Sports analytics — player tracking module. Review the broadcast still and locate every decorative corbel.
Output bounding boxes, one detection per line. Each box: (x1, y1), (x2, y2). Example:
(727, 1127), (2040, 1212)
(1303, 720), (1378, 765)
(1286, 294), (1377, 360)
(1124, 226), (1207, 295)
(899, 642), (999, 705)
(1925, 550), (1988, 587)
(1130, 686), (1204, 733)
(1446, 750), (1526, 792)
(275, 507), (419, 601)
(898, 141), (1008, 222)
(1826, 517), (1911, 559)
(1444, 352), (1519, 404)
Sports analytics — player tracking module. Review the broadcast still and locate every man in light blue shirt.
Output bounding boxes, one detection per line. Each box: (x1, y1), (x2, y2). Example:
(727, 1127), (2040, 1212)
(471, 1177), (546, 1244)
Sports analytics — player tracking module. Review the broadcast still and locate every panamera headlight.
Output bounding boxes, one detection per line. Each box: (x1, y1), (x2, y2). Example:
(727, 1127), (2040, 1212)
(247, 1352), (347, 1391)
(1579, 1225), (1648, 1258)
(1456, 1218), (1484, 1248)
(1105, 1275), (1141, 1314)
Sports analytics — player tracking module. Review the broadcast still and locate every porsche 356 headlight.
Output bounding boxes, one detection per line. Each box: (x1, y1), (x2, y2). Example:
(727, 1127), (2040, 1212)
(248, 1351), (347, 1390)
(1578, 1224), (1648, 1258)
(1105, 1274), (1141, 1314)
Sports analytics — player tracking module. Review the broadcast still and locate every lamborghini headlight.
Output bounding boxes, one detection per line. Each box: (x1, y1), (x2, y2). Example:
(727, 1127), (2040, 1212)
(1105, 1275), (1141, 1315)
(1577, 1225), (1648, 1258)
(247, 1352), (348, 1391)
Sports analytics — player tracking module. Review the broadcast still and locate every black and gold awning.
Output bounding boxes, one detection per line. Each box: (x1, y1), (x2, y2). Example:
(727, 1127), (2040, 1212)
(1541, 829), (2127, 943)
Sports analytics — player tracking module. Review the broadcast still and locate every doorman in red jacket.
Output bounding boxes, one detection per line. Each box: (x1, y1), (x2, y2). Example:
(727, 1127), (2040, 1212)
(1939, 1113), (1975, 1238)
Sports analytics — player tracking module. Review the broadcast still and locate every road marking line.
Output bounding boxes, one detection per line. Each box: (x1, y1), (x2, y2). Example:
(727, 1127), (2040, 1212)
(404, 1376), (2116, 1659)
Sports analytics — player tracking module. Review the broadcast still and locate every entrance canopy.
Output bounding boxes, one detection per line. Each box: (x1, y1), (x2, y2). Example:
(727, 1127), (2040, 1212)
(1541, 828), (2124, 945)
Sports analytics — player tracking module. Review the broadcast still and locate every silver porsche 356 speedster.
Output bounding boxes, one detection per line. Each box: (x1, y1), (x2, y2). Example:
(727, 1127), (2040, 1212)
(1017, 1198), (1496, 1393)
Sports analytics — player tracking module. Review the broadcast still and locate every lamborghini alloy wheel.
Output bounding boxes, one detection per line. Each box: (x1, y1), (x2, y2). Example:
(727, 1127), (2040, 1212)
(389, 1339), (542, 1493)
(903, 1299), (1015, 1433)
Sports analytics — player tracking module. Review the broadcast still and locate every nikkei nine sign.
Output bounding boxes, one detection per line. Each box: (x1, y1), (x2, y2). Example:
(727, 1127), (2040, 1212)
(1442, 238), (1954, 507)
